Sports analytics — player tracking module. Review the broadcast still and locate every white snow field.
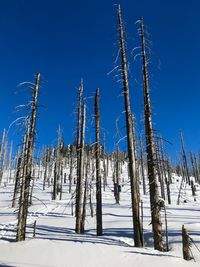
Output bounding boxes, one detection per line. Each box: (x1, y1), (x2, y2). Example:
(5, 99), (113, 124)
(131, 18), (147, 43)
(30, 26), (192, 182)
(0, 168), (200, 267)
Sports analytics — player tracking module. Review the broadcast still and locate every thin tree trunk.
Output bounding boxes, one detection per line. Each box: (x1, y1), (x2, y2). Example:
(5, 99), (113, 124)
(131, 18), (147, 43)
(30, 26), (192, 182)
(75, 79), (83, 219)
(75, 104), (86, 234)
(12, 154), (21, 208)
(180, 132), (190, 185)
(95, 88), (103, 236)
(16, 73), (40, 241)
(140, 18), (164, 251)
(117, 4), (143, 247)
(139, 137), (146, 195)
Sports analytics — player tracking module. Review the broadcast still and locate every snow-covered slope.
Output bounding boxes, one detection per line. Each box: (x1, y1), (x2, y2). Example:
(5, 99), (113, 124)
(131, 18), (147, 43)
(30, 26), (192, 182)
(0, 170), (200, 267)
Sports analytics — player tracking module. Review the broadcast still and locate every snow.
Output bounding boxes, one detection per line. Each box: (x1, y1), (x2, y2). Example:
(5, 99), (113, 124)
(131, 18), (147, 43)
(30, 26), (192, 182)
(0, 168), (200, 267)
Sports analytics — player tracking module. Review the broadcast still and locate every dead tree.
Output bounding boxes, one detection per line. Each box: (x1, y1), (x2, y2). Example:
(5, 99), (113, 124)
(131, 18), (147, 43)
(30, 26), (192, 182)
(140, 18), (164, 251)
(114, 150), (120, 204)
(75, 104), (86, 234)
(7, 141), (13, 183)
(16, 73), (40, 241)
(52, 127), (62, 200)
(68, 145), (74, 193)
(75, 79), (83, 218)
(0, 130), (7, 186)
(0, 128), (6, 159)
(95, 88), (103, 236)
(12, 151), (21, 208)
(182, 225), (192, 260)
(180, 132), (190, 185)
(155, 138), (165, 200)
(43, 147), (50, 191)
(190, 152), (198, 183)
(193, 153), (200, 184)
(139, 137), (146, 195)
(117, 4), (143, 247)
(103, 132), (108, 191)
(81, 149), (89, 233)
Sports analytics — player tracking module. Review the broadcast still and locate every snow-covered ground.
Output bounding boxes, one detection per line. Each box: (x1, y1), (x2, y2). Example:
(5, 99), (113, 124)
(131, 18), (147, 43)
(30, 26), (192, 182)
(0, 169), (200, 267)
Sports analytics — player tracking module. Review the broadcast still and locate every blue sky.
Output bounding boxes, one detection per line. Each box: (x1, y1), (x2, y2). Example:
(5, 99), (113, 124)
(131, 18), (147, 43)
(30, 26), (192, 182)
(0, 0), (199, 159)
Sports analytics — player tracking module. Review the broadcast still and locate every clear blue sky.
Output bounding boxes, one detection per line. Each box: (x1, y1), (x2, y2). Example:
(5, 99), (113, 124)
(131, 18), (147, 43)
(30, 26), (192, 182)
(0, 0), (199, 159)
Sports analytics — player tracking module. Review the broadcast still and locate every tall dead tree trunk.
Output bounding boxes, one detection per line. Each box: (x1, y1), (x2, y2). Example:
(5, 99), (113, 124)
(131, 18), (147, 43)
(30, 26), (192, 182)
(140, 18), (164, 251)
(0, 130), (7, 186)
(190, 152), (197, 183)
(12, 151), (21, 208)
(69, 145), (74, 193)
(180, 132), (190, 185)
(75, 104), (86, 234)
(139, 137), (146, 195)
(7, 141), (13, 183)
(75, 79), (83, 219)
(0, 129), (6, 159)
(117, 4), (143, 247)
(95, 88), (103, 236)
(16, 73), (40, 241)
(81, 149), (89, 233)
(43, 147), (49, 191)
(193, 153), (200, 184)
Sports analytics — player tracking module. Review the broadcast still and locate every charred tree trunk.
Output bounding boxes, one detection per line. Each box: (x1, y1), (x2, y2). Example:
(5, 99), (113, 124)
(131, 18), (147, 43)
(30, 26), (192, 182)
(0, 132), (7, 186)
(75, 104), (86, 234)
(16, 73), (40, 241)
(180, 132), (190, 185)
(75, 79), (83, 218)
(12, 155), (21, 208)
(117, 4), (143, 247)
(139, 137), (146, 195)
(140, 18), (164, 251)
(95, 88), (103, 236)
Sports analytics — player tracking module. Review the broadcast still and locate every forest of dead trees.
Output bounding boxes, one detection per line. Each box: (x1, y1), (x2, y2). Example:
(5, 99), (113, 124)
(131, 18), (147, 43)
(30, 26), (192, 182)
(0, 3), (199, 261)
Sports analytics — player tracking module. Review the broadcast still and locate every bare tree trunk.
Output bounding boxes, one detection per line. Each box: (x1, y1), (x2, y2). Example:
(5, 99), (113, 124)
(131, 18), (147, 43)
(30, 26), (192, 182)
(60, 162), (63, 200)
(69, 145), (74, 193)
(7, 141), (13, 183)
(155, 139), (165, 200)
(75, 104), (86, 234)
(140, 18), (164, 251)
(43, 147), (49, 191)
(89, 183), (94, 217)
(52, 161), (58, 200)
(12, 154), (21, 208)
(95, 88), (103, 236)
(193, 153), (200, 184)
(117, 4), (143, 247)
(0, 132), (7, 186)
(0, 129), (6, 159)
(16, 73), (40, 242)
(81, 150), (89, 233)
(182, 225), (192, 260)
(180, 132), (190, 185)
(75, 79), (83, 219)
(139, 137), (146, 195)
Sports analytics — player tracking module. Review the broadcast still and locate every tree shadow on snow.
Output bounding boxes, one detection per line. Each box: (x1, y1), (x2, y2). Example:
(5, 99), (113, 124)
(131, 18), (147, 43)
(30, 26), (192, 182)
(34, 224), (132, 248)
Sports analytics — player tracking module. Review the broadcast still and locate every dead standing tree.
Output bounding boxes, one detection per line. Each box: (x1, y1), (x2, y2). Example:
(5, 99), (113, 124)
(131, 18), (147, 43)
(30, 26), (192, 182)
(117, 4), (143, 247)
(95, 88), (103, 236)
(139, 136), (146, 195)
(16, 73), (40, 241)
(75, 79), (83, 229)
(75, 104), (86, 234)
(180, 131), (190, 185)
(0, 129), (7, 185)
(139, 18), (164, 251)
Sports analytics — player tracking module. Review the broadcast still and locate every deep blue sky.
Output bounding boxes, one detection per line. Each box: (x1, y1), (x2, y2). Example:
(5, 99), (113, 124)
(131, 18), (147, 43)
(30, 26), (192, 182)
(0, 0), (199, 159)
